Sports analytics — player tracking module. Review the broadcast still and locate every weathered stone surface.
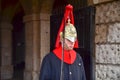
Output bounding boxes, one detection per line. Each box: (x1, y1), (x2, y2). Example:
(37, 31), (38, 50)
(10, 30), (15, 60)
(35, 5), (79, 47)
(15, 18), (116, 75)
(96, 65), (120, 80)
(32, 71), (39, 80)
(24, 71), (32, 80)
(40, 15), (50, 63)
(95, 1), (120, 80)
(96, 44), (120, 64)
(24, 14), (41, 80)
(23, 13), (50, 80)
(1, 65), (13, 79)
(95, 24), (107, 43)
(24, 69), (39, 80)
(0, 22), (13, 80)
(116, 45), (120, 64)
(107, 23), (120, 43)
(95, 0), (120, 24)
(93, 0), (113, 4)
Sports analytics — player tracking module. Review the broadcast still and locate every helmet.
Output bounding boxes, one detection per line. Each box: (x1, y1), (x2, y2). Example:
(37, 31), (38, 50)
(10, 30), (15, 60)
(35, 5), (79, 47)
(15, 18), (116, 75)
(60, 19), (77, 42)
(55, 4), (78, 48)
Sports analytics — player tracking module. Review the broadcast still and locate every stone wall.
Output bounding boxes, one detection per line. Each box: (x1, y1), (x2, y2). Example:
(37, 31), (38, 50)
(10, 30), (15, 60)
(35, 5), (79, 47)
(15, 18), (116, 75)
(95, 0), (120, 80)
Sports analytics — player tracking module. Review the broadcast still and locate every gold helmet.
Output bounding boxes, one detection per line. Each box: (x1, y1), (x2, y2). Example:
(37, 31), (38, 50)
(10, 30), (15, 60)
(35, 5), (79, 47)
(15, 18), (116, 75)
(60, 19), (77, 42)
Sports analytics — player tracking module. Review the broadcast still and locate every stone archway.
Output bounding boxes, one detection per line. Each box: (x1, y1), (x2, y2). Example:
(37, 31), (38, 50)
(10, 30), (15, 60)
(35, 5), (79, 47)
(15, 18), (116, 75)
(0, 0), (25, 80)
(12, 7), (25, 80)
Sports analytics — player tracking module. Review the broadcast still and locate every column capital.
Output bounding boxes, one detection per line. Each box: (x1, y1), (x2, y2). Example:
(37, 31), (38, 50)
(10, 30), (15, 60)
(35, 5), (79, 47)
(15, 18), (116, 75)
(40, 13), (50, 21)
(23, 14), (40, 23)
(23, 13), (50, 23)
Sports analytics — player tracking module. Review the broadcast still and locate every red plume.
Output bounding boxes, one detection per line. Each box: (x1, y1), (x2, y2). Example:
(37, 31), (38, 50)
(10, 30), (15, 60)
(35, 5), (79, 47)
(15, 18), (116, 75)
(55, 4), (78, 48)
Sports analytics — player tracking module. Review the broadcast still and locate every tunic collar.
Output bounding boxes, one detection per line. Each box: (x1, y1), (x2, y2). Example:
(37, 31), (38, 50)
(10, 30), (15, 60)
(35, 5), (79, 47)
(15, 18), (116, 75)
(53, 45), (76, 64)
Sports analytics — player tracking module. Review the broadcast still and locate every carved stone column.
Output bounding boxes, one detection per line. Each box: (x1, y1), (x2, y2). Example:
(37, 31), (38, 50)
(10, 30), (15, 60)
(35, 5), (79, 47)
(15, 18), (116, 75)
(23, 14), (40, 80)
(39, 13), (50, 63)
(23, 13), (50, 80)
(0, 21), (13, 79)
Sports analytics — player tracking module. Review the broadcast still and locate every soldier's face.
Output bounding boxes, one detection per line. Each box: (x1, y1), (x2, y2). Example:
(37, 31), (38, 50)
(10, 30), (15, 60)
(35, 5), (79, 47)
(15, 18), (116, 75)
(63, 38), (75, 50)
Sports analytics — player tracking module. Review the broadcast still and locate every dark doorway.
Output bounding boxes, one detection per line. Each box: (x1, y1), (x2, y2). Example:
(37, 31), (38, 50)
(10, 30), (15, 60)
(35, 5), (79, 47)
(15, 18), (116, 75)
(12, 11), (25, 80)
(50, 6), (95, 80)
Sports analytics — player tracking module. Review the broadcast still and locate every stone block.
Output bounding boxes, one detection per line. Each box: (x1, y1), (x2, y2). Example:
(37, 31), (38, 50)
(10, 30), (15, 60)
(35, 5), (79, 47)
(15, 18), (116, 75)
(107, 23), (120, 43)
(40, 18), (50, 62)
(1, 30), (12, 47)
(24, 71), (32, 80)
(96, 65), (120, 80)
(95, 24), (107, 43)
(96, 44), (120, 64)
(1, 65), (13, 79)
(93, 0), (113, 4)
(32, 71), (39, 80)
(116, 45), (120, 64)
(24, 70), (39, 80)
(25, 49), (33, 70)
(95, 0), (120, 24)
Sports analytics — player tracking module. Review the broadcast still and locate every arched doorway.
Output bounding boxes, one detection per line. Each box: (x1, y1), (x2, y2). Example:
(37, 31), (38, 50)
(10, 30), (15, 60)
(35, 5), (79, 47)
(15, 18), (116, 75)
(12, 5), (25, 80)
